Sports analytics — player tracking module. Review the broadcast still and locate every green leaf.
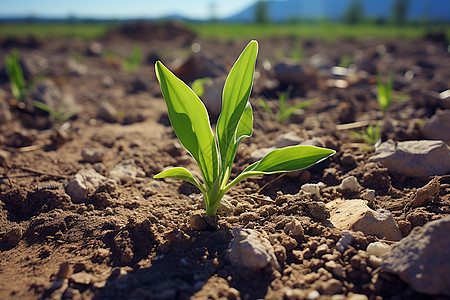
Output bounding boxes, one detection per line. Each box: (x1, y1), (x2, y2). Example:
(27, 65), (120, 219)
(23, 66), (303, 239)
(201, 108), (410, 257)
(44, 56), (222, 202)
(154, 167), (205, 193)
(155, 61), (219, 188)
(226, 146), (335, 190)
(279, 99), (313, 122)
(217, 40), (258, 170)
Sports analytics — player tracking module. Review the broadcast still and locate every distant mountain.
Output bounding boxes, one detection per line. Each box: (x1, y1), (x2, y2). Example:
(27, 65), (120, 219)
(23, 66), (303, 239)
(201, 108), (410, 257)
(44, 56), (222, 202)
(223, 0), (450, 23)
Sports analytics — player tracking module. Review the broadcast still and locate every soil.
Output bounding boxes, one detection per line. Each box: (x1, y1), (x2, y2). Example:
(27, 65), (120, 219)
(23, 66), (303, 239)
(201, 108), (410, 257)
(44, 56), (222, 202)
(0, 22), (449, 299)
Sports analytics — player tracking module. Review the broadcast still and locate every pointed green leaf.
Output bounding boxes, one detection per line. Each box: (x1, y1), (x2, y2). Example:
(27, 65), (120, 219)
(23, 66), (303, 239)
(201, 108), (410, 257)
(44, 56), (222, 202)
(155, 61), (218, 187)
(154, 167), (205, 193)
(226, 146), (335, 191)
(217, 40), (258, 169)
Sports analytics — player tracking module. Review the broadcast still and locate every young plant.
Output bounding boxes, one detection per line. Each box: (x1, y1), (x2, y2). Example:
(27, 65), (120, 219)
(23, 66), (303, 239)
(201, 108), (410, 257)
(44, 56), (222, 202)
(350, 124), (381, 146)
(377, 71), (394, 112)
(259, 91), (313, 122)
(4, 49), (37, 102)
(123, 45), (143, 73)
(32, 100), (79, 122)
(154, 41), (335, 216)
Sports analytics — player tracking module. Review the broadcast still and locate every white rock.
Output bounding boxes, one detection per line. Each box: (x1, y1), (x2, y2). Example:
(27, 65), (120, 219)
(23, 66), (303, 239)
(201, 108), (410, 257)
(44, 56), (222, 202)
(226, 228), (278, 270)
(274, 132), (303, 148)
(327, 199), (402, 241)
(339, 176), (361, 193)
(422, 110), (450, 144)
(382, 216), (450, 296)
(65, 168), (106, 203)
(110, 160), (145, 183)
(366, 242), (391, 257)
(301, 183), (321, 198)
(370, 140), (450, 177)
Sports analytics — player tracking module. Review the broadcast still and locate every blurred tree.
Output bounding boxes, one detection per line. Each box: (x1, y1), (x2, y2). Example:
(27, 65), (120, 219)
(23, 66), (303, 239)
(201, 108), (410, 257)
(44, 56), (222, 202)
(391, 0), (410, 25)
(255, 0), (270, 24)
(343, 0), (364, 24)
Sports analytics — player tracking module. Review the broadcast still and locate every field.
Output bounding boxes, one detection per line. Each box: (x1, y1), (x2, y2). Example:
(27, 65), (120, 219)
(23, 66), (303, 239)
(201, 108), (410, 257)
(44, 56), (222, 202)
(0, 21), (449, 299)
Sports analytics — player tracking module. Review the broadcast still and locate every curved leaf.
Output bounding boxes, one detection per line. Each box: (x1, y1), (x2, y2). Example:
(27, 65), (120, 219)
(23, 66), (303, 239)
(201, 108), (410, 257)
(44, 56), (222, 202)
(155, 61), (219, 188)
(154, 167), (204, 193)
(226, 145), (335, 191)
(217, 40), (258, 170)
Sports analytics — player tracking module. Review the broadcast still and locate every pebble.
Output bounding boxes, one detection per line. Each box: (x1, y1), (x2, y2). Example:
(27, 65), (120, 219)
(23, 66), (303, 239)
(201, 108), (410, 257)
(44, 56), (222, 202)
(65, 168), (106, 203)
(422, 109), (450, 144)
(327, 199), (402, 241)
(110, 159), (145, 183)
(274, 132), (303, 148)
(382, 215), (450, 296)
(366, 241), (391, 257)
(301, 183), (321, 198)
(336, 231), (354, 253)
(370, 139), (450, 177)
(81, 148), (105, 163)
(284, 218), (304, 240)
(361, 189), (375, 202)
(97, 102), (119, 123)
(189, 214), (207, 231)
(307, 201), (329, 221)
(226, 228), (278, 270)
(56, 262), (72, 279)
(339, 176), (361, 193)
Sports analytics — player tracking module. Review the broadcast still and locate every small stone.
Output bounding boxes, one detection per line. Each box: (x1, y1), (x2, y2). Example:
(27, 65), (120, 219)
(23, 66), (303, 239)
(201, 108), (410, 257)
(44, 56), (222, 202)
(81, 148), (105, 163)
(226, 228), (278, 270)
(110, 159), (145, 183)
(327, 200), (402, 241)
(71, 272), (94, 285)
(301, 183), (321, 198)
(307, 201), (329, 221)
(339, 176), (361, 193)
(65, 168), (106, 203)
(306, 289), (320, 300)
(189, 214), (207, 231)
(367, 255), (382, 268)
(381, 216), (450, 296)
(274, 132), (303, 148)
(370, 140), (450, 177)
(409, 176), (440, 209)
(422, 110), (450, 144)
(366, 241), (391, 257)
(284, 218), (304, 240)
(97, 102), (119, 123)
(316, 244), (329, 256)
(361, 189), (375, 202)
(335, 231), (354, 253)
(250, 147), (275, 163)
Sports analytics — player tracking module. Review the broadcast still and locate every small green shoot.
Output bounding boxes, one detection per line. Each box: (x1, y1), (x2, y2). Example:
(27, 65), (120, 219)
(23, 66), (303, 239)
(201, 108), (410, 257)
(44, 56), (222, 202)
(377, 71), (394, 112)
(4, 49), (38, 102)
(259, 91), (313, 122)
(32, 101), (79, 122)
(351, 124), (381, 147)
(191, 77), (212, 98)
(123, 45), (143, 72)
(154, 40), (335, 216)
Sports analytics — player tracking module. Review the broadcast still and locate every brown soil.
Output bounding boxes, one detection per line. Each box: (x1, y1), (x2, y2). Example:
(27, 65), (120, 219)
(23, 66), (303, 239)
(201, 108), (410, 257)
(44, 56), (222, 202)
(0, 22), (449, 299)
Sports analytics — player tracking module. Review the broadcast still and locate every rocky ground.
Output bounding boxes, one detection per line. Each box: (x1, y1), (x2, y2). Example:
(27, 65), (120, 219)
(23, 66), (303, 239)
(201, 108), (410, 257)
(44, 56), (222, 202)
(0, 22), (449, 299)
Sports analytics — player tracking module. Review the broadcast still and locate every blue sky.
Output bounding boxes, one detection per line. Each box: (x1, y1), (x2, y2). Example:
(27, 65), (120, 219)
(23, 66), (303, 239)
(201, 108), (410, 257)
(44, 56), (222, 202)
(0, 0), (257, 19)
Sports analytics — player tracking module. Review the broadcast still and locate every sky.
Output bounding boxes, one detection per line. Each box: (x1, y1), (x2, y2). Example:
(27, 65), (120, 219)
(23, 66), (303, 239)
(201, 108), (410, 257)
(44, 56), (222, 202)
(0, 0), (257, 20)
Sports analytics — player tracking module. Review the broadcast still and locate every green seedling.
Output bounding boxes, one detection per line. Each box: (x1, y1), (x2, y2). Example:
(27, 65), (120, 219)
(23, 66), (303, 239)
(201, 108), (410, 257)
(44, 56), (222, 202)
(32, 101), (79, 122)
(377, 71), (394, 112)
(154, 40), (335, 216)
(259, 91), (313, 122)
(351, 124), (381, 146)
(4, 49), (39, 102)
(123, 45), (143, 72)
(191, 77), (212, 98)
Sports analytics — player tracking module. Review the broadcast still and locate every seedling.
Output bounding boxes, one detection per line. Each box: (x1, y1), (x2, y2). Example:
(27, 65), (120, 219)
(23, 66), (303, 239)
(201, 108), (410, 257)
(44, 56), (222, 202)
(32, 101), (79, 122)
(191, 77), (212, 98)
(4, 49), (39, 102)
(259, 91), (313, 122)
(154, 41), (335, 216)
(377, 71), (394, 112)
(123, 45), (143, 73)
(351, 124), (381, 146)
